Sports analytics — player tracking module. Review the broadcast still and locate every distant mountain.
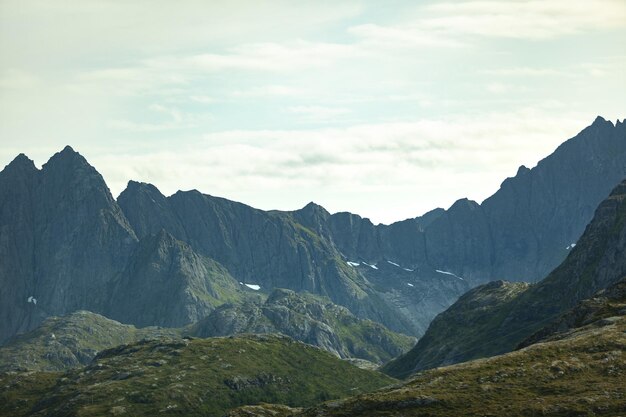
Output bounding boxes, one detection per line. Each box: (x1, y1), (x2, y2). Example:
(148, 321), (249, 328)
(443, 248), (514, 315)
(383, 178), (626, 378)
(318, 116), (626, 285)
(0, 335), (396, 417)
(189, 288), (415, 364)
(1, 117), (624, 344)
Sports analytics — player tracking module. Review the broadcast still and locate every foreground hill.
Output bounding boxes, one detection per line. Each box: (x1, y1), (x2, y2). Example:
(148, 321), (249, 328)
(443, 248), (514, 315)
(383, 178), (626, 377)
(227, 287), (626, 417)
(189, 288), (415, 364)
(0, 335), (395, 417)
(1, 117), (624, 343)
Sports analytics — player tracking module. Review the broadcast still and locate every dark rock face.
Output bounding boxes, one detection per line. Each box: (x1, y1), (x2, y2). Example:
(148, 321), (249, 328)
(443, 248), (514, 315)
(383, 178), (626, 378)
(0, 148), (242, 344)
(189, 288), (416, 364)
(323, 117), (626, 285)
(0, 147), (138, 344)
(107, 230), (242, 328)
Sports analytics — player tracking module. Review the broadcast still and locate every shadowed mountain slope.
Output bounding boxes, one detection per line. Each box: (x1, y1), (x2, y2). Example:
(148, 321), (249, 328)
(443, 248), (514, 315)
(383, 178), (626, 378)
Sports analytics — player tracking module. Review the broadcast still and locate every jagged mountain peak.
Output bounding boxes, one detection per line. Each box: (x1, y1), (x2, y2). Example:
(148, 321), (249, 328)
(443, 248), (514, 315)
(300, 201), (328, 213)
(592, 115), (610, 126)
(2, 153), (36, 173)
(120, 180), (167, 200)
(43, 145), (88, 168)
(448, 197), (480, 211)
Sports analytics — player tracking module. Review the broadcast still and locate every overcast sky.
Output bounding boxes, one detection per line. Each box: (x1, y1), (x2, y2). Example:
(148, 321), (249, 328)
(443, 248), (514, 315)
(1, 1), (625, 224)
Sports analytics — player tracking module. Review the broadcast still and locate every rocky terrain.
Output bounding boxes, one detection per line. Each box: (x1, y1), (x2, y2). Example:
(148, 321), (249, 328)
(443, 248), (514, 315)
(383, 178), (626, 377)
(1, 117), (625, 344)
(189, 288), (415, 364)
(0, 334), (396, 417)
(230, 308), (626, 416)
(0, 311), (181, 372)
(0, 291), (414, 372)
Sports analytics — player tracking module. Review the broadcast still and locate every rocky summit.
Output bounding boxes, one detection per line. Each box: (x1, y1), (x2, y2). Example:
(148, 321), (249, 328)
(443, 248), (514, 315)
(1, 117), (625, 344)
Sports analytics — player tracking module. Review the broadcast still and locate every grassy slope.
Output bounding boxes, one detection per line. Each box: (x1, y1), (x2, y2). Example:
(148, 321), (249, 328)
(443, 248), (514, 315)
(0, 334), (396, 417)
(229, 315), (626, 417)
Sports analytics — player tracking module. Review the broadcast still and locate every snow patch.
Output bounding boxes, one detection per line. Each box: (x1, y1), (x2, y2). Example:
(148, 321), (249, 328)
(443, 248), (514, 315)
(435, 270), (464, 281)
(346, 261), (360, 267)
(244, 284), (261, 291)
(407, 283), (414, 287)
(27, 296), (37, 305)
(387, 260), (400, 267)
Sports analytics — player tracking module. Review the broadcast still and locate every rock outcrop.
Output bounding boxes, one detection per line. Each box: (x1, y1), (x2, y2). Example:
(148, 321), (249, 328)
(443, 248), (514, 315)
(189, 289), (416, 364)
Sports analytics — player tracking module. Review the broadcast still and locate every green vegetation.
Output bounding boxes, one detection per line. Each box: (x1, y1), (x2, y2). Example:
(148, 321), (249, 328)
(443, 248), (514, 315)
(189, 289), (415, 364)
(229, 314), (626, 416)
(0, 311), (181, 372)
(0, 334), (396, 417)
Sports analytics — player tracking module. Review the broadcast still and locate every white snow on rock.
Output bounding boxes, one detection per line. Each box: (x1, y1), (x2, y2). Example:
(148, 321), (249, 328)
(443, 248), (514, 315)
(346, 261), (360, 267)
(387, 260), (400, 267)
(407, 283), (414, 287)
(244, 284), (261, 291)
(27, 296), (37, 305)
(435, 270), (464, 281)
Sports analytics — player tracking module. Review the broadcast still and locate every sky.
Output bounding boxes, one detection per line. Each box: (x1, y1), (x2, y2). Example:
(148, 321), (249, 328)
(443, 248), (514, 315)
(1, 0), (625, 224)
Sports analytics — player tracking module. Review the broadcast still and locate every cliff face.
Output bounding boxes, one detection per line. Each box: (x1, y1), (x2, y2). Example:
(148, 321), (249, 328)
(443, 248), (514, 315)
(384, 179), (626, 378)
(322, 117), (626, 285)
(0, 147), (138, 344)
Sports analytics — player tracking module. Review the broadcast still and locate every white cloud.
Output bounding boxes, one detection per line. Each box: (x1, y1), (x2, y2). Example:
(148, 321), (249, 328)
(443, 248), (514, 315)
(347, 0), (626, 49)
(0, 69), (40, 90)
(88, 109), (589, 224)
(230, 85), (306, 98)
(424, 0), (626, 39)
(287, 105), (351, 121)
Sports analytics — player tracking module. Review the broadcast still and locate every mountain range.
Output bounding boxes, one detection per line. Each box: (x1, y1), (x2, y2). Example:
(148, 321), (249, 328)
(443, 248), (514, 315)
(3, 168), (626, 417)
(1, 116), (625, 346)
